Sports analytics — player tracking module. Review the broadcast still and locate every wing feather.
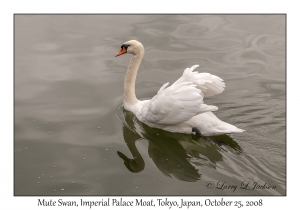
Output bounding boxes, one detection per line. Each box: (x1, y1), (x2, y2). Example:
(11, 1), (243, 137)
(141, 82), (216, 125)
(173, 65), (225, 97)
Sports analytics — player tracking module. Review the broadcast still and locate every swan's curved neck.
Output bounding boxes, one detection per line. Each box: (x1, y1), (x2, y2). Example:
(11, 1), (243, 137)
(123, 50), (144, 107)
(126, 135), (144, 164)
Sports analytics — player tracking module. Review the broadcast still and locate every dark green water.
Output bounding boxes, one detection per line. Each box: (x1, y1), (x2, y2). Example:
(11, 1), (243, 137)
(14, 15), (285, 195)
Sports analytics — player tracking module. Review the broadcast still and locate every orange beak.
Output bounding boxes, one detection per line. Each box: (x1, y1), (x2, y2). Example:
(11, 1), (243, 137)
(115, 48), (127, 57)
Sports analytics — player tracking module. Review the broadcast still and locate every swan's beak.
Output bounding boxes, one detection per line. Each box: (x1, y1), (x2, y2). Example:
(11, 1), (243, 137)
(115, 48), (127, 57)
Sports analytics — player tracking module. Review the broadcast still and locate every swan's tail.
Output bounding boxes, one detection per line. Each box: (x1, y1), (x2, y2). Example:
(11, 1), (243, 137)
(192, 112), (245, 136)
(229, 127), (245, 133)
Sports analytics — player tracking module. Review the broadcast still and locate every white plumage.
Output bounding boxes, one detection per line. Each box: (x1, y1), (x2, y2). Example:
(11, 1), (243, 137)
(173, 65), (225, 97)
(141, 81), (214, 125)
(115, 40), (244, 136)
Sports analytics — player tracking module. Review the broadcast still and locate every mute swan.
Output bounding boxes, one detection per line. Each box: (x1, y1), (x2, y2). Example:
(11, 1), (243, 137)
(115, 40), (244, 136)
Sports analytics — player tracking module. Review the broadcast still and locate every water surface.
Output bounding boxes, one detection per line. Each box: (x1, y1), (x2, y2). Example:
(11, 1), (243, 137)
(14, 14), (285, 195)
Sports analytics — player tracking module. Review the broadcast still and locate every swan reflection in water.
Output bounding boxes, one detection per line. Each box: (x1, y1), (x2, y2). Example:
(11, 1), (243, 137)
(116, 106), (242, 182)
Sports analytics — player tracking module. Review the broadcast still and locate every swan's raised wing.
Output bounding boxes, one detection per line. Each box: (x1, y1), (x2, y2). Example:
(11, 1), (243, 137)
(140, 82), (218, 125)
(173, 65), (225, 98)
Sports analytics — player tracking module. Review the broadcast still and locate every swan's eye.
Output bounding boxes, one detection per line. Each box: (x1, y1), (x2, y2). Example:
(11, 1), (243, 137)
(121, 44), (130, 50)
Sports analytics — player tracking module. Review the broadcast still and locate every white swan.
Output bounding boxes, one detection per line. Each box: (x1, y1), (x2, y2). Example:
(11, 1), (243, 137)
(115, 40), (244, 136)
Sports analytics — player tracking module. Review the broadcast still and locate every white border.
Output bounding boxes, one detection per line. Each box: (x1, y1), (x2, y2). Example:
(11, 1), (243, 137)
(3, 0), (295, 209)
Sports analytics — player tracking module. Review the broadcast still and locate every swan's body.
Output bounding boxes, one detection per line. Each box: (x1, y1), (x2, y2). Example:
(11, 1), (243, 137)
(115, 40), (244, 136)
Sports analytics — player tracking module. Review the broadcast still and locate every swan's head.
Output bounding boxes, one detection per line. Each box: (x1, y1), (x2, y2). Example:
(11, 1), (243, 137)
(115, 40), (144, 57)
